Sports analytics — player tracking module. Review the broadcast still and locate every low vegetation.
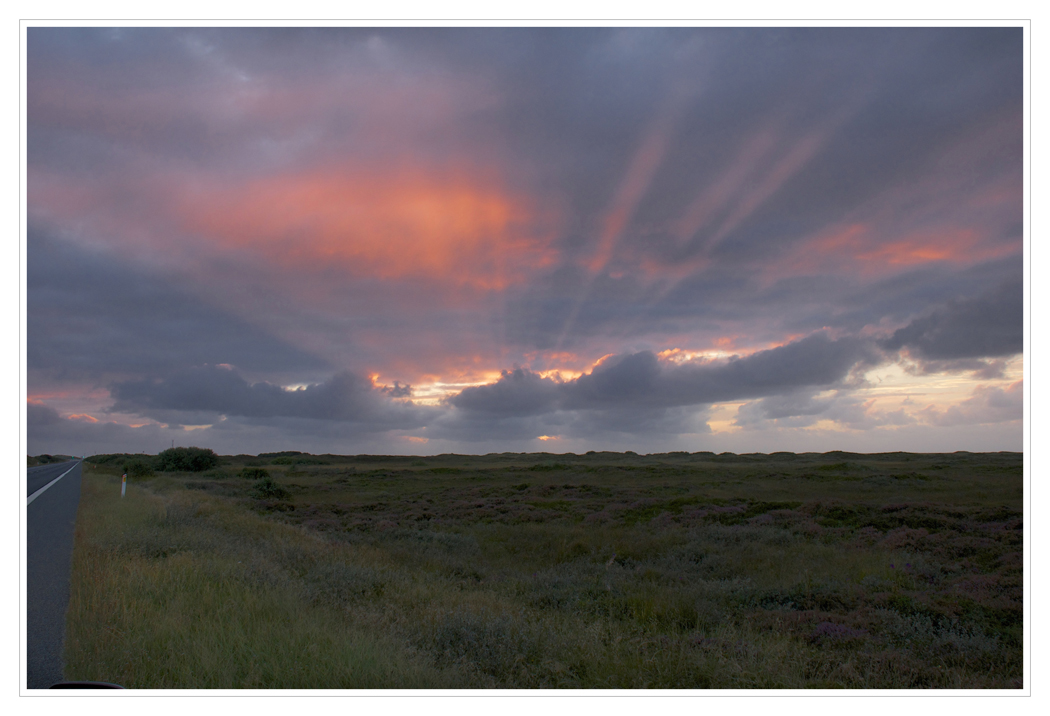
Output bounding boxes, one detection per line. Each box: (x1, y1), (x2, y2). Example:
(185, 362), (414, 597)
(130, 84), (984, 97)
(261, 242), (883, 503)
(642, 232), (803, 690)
(66, 451), (1022, 689)
(27, 454), (73, 467)
(88, 447), (219, 474)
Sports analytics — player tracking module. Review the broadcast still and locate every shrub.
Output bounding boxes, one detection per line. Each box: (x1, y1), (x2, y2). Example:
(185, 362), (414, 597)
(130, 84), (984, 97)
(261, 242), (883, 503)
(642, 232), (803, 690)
(251, 476), (289, 500)
(155, 447), (219, 472)
(271, 456), (325, 465)
(86, 454), (117, 466)
(240, 467), (270, 480)
(32, 454), (73, 465)
(123, 459), (155, 478)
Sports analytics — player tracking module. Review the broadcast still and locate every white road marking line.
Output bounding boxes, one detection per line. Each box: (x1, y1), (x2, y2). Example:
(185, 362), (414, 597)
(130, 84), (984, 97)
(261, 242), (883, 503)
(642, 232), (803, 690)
(27, 462), (80, 506)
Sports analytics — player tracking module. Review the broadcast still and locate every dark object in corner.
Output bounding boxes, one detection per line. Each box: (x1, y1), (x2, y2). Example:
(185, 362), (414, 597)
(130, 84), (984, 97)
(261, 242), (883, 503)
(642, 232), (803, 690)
(50, 681), (124, 689)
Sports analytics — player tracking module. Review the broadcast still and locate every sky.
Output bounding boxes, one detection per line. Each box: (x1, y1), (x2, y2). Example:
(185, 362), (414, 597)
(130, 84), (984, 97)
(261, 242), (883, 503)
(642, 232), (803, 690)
(25, 26), (1025, 457)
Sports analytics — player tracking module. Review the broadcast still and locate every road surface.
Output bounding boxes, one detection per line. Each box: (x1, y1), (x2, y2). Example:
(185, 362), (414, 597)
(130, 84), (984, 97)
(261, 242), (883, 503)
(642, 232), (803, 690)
(26, 460), (83, 689)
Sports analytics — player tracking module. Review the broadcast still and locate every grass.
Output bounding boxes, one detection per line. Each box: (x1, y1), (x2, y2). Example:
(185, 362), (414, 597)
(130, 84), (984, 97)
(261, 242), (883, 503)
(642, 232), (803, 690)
(64, 470), (455, 688)
(65, 451), (1023, 689)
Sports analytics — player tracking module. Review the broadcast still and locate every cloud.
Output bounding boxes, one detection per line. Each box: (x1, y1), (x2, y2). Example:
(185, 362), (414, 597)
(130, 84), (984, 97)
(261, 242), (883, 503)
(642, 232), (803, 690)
(426, 411), (557, 444)
(382, 382), (413, 399)
(917, 381), (1023, 427)
(880, 280), (1022, 360)
(733, 377), (1023, 433)
(25, 28), (1023, 455)
(733, 391), (837, 428)
(733, 390), (915, 430)
(450, 367), (561, 416)
(452, 331), (878, 416)
(562, 405), (711, 440)
(26, 400), (434, 458)
(566, 333), (878, 409)
(430, 399), (709, 447)
(109, 365), (433, 431)
(28, 401), (170, 456)
(440, 332), (881, 444)
(168, 169), (558, 291)
(902, 357), (1009, 380)
(28, 230), (328, 381)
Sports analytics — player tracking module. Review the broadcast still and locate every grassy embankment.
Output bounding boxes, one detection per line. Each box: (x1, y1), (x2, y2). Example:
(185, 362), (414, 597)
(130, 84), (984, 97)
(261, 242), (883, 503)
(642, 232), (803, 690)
(27, 454), (73, 467)
(65, 451), (1023, 689)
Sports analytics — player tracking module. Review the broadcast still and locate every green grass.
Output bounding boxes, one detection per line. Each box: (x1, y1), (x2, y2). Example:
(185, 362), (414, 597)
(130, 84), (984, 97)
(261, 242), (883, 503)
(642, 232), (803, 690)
(65, 451), (1023, 689)
(64, 471), (458, 688)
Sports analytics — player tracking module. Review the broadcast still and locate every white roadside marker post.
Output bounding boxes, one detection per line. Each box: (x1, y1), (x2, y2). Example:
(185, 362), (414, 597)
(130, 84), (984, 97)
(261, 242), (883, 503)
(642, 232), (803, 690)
(121, 473), (127, 498)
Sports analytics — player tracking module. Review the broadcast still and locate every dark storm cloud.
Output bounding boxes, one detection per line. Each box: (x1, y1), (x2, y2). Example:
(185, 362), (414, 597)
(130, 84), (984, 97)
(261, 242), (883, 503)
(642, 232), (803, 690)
(426, 412), (558, 444)
(109, 365), (431, 431)
(880, 280), (1023, 360)
(904, 358), (1010, 380)
(794, 256), (1023, 336)
(565, 333), (878, 409)
(27, 229), (328, 381)
(450, 367), (561, 416)
(453, 332), (879, 417)
(430, 398), (707, 445)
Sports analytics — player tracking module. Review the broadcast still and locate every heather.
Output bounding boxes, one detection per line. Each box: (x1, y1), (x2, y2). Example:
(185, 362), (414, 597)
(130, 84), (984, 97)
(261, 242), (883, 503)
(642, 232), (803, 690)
(65, 450), (1022, 688)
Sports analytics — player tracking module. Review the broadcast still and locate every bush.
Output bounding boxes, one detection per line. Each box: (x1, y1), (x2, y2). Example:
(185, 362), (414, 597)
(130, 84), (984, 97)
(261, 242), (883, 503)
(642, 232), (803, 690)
(155, 447), (219, 473)
(240, 467), (270, 480)
(251, 476), (289, 500)
(86, 453), (131, 466)
(123, 459), (155, 478)
(271, 456), (326, 465)
(31, 454), (73, 465)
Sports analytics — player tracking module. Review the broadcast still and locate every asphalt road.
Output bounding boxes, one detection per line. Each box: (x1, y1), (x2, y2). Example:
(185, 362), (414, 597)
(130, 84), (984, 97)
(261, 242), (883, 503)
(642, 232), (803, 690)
(26, 460), (83, 689)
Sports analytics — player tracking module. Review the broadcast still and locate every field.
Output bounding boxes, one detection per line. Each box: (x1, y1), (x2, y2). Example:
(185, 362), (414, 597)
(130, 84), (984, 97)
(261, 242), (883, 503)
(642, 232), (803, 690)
(64, 450), (1023, 689)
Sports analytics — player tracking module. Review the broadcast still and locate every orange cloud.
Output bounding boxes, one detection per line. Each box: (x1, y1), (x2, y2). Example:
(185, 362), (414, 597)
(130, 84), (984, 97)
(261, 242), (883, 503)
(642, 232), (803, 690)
(177, 168), (557, 290)
(853, 230), (985, 267)
(775, 223), (1017, 280)
(28, 389), (112, 406)
(68, 414), (99, 423)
